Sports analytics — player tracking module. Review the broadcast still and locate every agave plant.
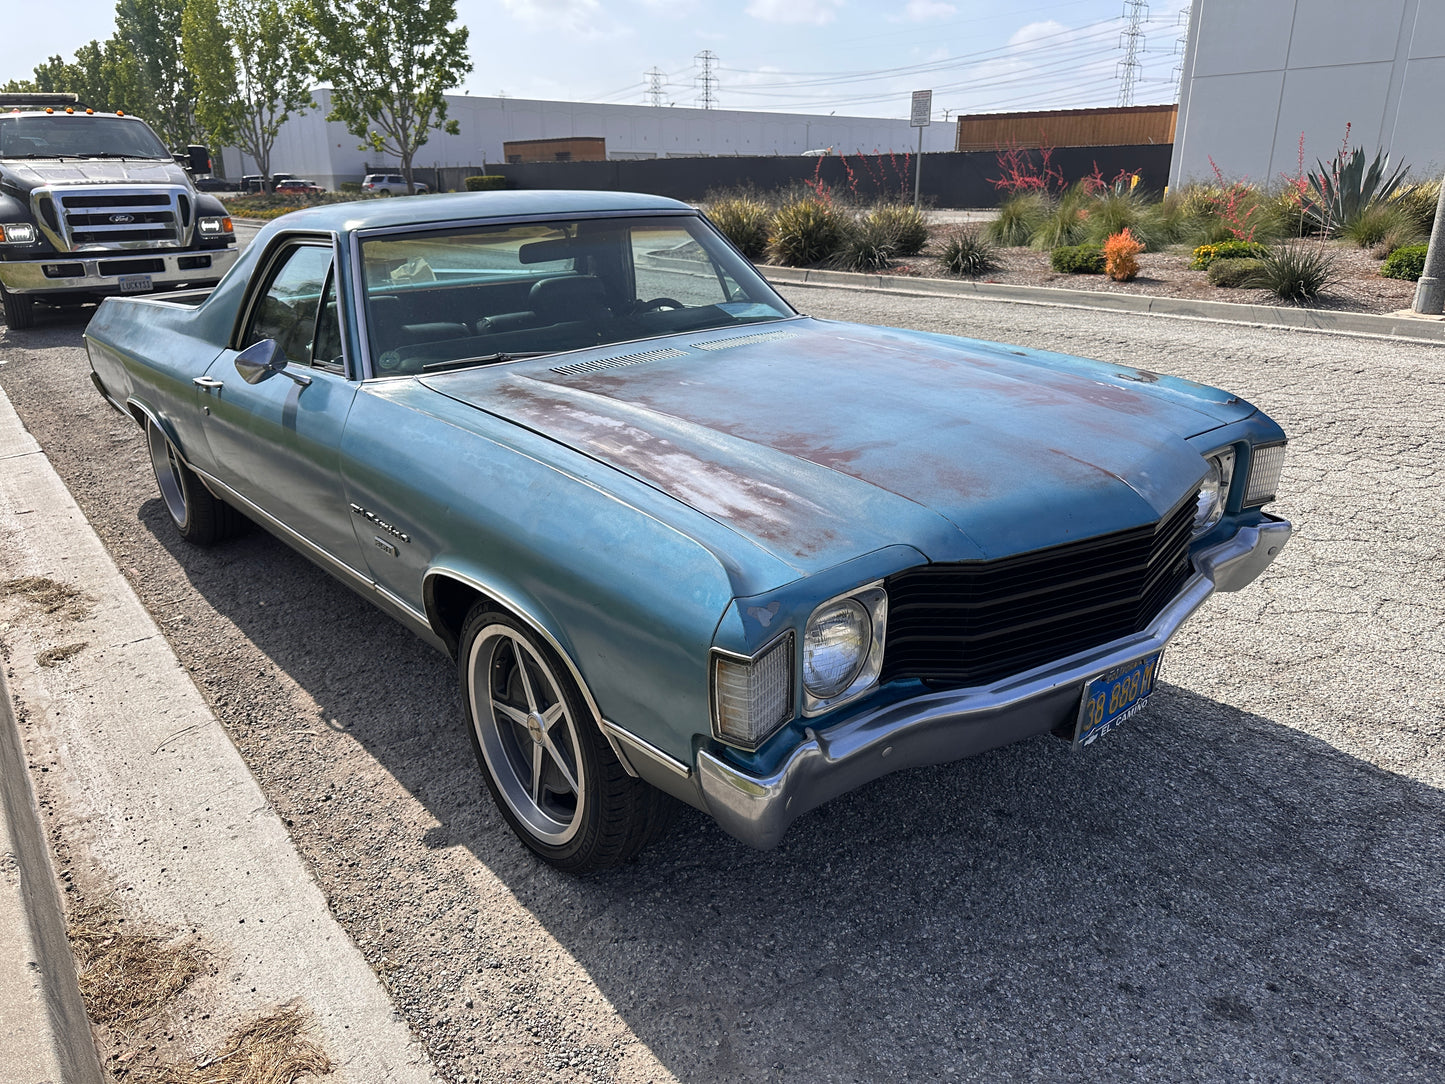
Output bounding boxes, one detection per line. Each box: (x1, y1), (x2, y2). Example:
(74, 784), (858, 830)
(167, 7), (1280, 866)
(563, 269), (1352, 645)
(1306, 146), (1410, 235)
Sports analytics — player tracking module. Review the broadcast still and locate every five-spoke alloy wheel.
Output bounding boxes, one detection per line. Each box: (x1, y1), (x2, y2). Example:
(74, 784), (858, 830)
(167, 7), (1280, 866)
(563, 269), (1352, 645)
(145, 420), (241, 544)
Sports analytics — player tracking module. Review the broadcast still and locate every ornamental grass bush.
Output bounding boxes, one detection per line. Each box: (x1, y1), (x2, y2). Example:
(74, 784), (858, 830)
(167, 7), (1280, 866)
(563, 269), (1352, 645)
(1254, 242), (1339, 302)
(1030, 186), (1091, 250)
(937, 228), (999, 277)
(1049, 244), (1105, 274)
(864, 203), (929, 257)
(1339, 201), (1416, 249)
(768, 198), (849, 266)
(833, 215), (897, 272)
(1103, 228), (1143, 281)
(1391, 179), (1441, 236)
(1206, 257), (1265, 288)
(1380, 244), (1428, 281)
(986, 192), (1050, 247)
(706, 196), (773, 260)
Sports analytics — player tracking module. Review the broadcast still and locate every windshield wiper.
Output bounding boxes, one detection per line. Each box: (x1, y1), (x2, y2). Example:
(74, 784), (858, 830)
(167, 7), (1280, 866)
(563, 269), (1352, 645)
(422, 350), (551, 372)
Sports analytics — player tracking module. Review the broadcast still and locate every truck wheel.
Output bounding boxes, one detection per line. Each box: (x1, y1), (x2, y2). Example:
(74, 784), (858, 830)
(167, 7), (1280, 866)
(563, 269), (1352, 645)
(0, 286), (35, 330)
(145, 421), (241, 544)
(459, 606), (675, 872)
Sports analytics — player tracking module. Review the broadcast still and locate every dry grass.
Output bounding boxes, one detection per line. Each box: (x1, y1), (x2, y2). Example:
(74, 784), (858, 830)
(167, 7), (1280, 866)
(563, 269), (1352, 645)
(68, 899), (331, 1083)
(37, 641), (88, 667)
(145, 1005), (332, 1084)
(0, 575), (92, 622)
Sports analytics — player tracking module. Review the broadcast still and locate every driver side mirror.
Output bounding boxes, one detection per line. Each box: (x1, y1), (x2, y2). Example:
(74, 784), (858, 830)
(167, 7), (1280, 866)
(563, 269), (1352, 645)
(235, 339), (311, 387)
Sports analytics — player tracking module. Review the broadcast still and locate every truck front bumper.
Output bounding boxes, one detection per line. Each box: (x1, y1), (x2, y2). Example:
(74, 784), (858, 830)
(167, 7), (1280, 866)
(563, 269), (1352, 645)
(697, 516), (1293, 850)
(0, 247), (239, 296)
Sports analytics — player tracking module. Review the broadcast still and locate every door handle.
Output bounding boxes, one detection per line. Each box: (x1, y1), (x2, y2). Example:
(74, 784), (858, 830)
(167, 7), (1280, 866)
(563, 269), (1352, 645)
(193, 377), (224, 391)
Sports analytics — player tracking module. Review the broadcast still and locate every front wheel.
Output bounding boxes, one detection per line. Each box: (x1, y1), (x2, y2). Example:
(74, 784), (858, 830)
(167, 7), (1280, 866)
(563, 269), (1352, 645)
(459, 606), (673, 872)
(145, 421), (241, 544)
(1, 285), (36, 330)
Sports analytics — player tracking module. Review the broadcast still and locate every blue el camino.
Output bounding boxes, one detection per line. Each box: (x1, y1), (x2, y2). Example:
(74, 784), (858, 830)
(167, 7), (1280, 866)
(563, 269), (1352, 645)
(84, 191), (1291, 871)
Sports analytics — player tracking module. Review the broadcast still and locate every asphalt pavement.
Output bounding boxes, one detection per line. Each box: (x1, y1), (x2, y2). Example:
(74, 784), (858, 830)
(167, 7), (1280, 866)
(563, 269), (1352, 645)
(1, 255), (1443, 1082)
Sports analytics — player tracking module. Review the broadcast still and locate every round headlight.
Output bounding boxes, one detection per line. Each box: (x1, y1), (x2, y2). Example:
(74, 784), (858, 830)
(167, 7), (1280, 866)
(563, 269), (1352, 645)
(803, 599), (871, 698)
(1193, 456), (1226, 534)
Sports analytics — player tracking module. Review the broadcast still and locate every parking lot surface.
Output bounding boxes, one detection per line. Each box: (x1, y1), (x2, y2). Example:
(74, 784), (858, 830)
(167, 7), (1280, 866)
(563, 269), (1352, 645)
(1, 284), (1442, 1082)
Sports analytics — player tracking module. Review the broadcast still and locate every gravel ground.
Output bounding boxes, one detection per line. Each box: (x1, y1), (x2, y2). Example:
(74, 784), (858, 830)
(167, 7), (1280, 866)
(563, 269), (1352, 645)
(1, 289), (1443, 1083)
(828, 239), (1420, 315)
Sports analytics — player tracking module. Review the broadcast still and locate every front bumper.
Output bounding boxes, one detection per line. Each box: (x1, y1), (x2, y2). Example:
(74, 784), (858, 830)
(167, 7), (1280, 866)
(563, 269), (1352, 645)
(697, 515), (1292, 850)
(0, 247), (239, 296)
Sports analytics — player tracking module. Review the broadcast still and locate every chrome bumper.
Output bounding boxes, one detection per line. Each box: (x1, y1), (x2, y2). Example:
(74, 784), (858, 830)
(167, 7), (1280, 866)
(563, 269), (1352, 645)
(0, 247), (239, 295)
(697, 515), (1292, 850)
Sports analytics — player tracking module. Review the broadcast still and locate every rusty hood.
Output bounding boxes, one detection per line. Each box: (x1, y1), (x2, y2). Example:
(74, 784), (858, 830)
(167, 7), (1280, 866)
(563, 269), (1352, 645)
(421, 319), (1252, 570)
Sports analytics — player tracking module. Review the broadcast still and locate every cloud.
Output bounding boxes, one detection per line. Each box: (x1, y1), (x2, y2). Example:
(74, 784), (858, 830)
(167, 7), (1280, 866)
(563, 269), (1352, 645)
(893, 0), (956, 21)
(744, 0), (844, 26)
(500, 0), (614, 34)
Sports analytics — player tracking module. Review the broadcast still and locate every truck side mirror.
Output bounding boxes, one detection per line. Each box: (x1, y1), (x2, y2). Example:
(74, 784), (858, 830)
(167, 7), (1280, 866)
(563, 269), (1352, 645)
(188, 145), (212, 175)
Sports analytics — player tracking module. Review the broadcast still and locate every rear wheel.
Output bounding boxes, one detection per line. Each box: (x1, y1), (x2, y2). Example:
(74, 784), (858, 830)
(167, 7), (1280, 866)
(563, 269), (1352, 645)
(1, 286), (36, 330)
(459, 606), (674, 872)
(145, 421), (241, 544)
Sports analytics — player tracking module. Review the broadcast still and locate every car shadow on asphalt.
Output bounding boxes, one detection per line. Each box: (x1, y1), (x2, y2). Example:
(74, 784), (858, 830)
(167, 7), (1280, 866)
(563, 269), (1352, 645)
(139, 500), (1445, 1083)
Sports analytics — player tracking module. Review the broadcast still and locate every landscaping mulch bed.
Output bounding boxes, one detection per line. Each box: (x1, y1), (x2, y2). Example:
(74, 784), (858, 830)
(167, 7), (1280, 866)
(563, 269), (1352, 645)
(879, 242), (1419, 316)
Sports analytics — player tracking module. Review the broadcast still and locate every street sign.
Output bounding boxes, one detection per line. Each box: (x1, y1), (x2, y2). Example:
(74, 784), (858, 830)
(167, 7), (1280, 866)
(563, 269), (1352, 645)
(910, 89), (932, 128)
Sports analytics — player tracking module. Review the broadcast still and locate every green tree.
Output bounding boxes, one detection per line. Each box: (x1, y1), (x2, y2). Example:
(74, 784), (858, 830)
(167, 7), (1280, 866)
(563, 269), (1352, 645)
(182, 0), (314, 187)
(1, 43), (116, 111)
(303, 0), (471, 192)
(114, 0), (201, 146)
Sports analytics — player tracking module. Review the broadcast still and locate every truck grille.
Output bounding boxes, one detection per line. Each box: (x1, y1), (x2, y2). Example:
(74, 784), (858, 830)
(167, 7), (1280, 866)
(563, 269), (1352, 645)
(33, 186), (191, 251)
(881, 497), (1196, 689)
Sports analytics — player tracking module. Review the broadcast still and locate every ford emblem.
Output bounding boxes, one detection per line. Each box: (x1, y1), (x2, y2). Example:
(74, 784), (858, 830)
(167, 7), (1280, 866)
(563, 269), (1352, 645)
(109, 213), (135, 224)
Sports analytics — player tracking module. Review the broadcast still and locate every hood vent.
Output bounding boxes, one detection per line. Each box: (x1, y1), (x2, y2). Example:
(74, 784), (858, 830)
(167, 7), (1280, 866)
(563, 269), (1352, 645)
(693, 330), (799, 351)
(551, 347), (688, 377)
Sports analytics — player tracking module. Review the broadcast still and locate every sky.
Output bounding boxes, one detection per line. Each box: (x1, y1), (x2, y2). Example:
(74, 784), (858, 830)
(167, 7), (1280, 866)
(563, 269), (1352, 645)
(2, 0), (1193, 121)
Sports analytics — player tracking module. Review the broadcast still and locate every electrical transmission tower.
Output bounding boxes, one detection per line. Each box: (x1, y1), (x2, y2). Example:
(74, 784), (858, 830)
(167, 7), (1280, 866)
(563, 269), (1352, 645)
(694, 50), (718, 110)
(1116, 0), (1148, 107)
(1173, 5), (1192, 92)
(645, 67), (666, 107)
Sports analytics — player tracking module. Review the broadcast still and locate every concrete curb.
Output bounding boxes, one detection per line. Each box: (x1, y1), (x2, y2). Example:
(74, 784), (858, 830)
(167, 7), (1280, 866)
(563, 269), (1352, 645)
(0, 666), (107, 1084)
(763, 265), (1445, 344)
(0, 386), (439, 1082)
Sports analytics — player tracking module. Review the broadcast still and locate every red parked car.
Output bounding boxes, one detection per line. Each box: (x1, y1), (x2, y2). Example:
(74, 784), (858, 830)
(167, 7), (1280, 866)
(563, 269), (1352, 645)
(275, 178), (324, 196)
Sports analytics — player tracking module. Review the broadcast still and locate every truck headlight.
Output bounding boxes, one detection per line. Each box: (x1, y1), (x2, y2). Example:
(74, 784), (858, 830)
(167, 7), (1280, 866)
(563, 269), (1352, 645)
(0, 223), (36, 244)
(802, 585), (887, 715)
(1192, 450), (1235, 535)
(197, 216), (233, 236)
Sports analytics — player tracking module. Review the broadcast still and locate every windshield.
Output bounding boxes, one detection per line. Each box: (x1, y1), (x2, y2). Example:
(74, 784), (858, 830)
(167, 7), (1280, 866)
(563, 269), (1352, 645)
(359, 214), (795, 375)
(0, 115), (171, 159)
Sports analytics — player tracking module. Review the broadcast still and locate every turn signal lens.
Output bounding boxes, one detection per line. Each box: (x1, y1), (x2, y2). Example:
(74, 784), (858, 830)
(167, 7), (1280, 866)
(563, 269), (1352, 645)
(1245, 443), (1286, 506)
(712, 633), (794, 750)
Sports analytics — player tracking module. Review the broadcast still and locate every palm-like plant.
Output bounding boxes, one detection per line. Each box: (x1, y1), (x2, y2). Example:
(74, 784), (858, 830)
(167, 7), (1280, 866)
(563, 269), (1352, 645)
(1306, 147), (1410, 235)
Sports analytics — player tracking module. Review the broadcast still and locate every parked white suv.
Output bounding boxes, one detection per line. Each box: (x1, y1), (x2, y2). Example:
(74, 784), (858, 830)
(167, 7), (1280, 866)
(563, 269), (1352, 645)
(362, 173), (430, 195)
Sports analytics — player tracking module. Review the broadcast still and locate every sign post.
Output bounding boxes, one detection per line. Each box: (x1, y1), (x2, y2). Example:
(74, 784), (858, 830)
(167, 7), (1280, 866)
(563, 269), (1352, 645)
(909, 89), (932, 211)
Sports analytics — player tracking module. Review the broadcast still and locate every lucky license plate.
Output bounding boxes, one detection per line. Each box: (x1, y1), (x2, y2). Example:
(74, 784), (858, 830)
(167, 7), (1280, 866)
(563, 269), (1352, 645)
(118, 274), (153, 293)
(1074, 650), (1162, 747)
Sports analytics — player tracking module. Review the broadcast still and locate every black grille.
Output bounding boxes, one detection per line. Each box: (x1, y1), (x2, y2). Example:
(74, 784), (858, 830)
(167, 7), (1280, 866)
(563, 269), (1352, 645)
(98, 257), (165, 275)
(881, 497), (1196, 689)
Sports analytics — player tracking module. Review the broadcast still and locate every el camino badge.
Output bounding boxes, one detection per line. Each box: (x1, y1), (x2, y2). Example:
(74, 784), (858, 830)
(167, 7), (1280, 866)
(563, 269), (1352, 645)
(350, 503), (411, 544)
(1074, 651), (1162, 747)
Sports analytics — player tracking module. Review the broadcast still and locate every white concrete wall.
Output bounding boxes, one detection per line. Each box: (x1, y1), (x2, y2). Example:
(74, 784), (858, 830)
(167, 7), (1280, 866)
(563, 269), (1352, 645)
(1171, 0), (1445, 187)
(222, 90), (954, 189)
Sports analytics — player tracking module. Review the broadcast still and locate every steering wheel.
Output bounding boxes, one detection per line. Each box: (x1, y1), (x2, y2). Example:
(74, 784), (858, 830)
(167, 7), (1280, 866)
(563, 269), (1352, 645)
(633, 297), (683, 313)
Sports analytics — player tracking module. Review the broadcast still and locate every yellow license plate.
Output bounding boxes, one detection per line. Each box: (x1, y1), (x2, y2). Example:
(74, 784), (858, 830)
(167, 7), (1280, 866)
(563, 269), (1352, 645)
(1074, 651), (1162, 747)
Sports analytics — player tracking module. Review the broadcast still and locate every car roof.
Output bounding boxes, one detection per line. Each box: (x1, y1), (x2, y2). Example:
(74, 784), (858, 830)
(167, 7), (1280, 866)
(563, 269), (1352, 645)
(259, 189), (694, 233)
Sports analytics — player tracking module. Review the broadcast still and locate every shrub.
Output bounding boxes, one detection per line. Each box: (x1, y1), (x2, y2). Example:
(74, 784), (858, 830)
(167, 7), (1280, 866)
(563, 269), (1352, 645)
(1254, 243), (1339, 302)
(1190, 240), (1269, 270)
(1030, 187), (1089, 250)
(1103, 228), (1144, 281)
(833, 216), (896, 272)
(1338, 201), (1413, 248)
(463, 175), (509, 191)
(938, 228), (999, 277)
(986, 192), (1049, 247)
(1391, 179), (1440, 235)
(769, 198), (849, 266)
(865, 203), (929, 256)
(1083, 191), (1150, 249)
(707, 196), (772, 259)
(1050, 244), (1105, 273)
(1380, 244), (1428, 281)
(339, 181), (362, 194)
(1207, 257), (1265, 287)
(1371, 223), (1425, 260)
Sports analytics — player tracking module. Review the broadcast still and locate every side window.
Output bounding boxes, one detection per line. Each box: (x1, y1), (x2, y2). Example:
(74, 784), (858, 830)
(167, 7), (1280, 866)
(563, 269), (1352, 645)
(242, 245), (335, 368)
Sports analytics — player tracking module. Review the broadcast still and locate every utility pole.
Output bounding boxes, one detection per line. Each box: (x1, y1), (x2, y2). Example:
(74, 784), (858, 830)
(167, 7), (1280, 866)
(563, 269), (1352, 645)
(1412, 175), (1445, 314)
(695, 50), (718, 110)
(1117, 0), (1148, 107)
(645, 67), (666, 107)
